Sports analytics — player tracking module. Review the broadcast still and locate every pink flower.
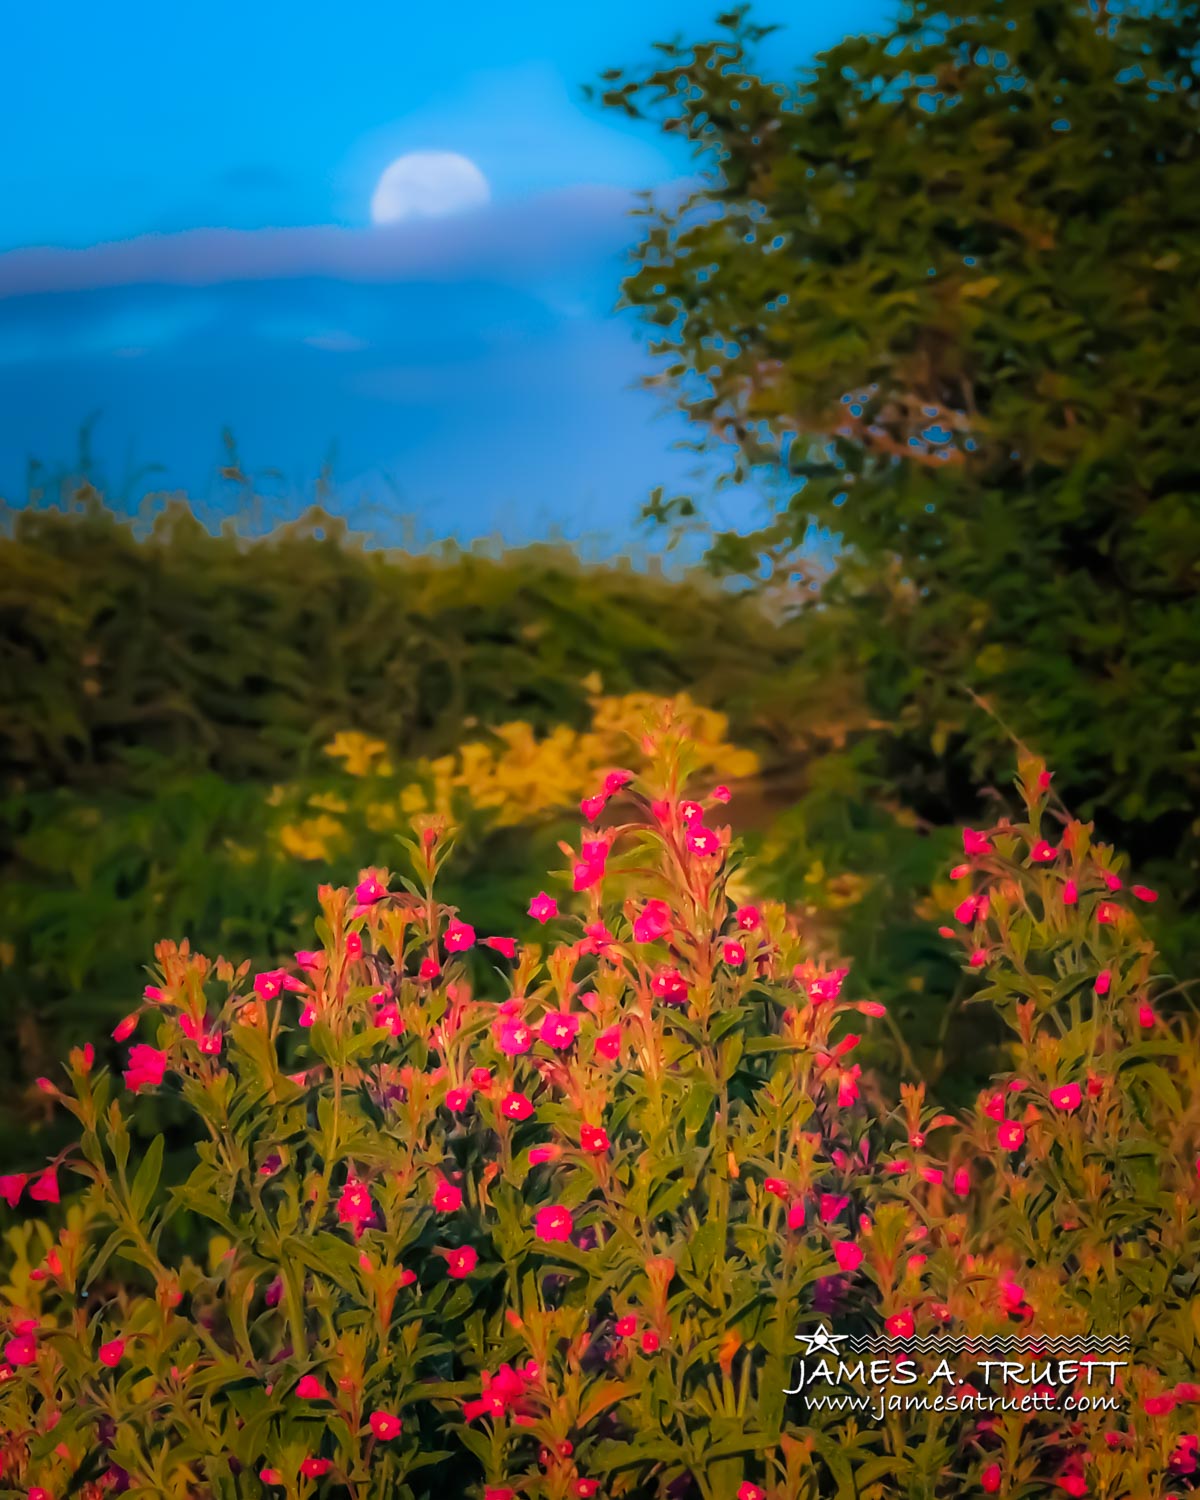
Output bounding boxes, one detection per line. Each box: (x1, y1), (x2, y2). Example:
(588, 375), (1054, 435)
(355, 876), (387, 906)
(834, 1242), (863, 1272)
(0, 1174), (26, 1208)
(641, 1331), (660, 1353)
(259, 1470), (283, 1485)
(819, 1193), (848, 1223)
(444, 919), (476, 952)
(445, 1087), (472, 1113)
(579, 921), (615, 955)
(633, 900), (673, 944)
(124, 1043), (167, 1093)
(1132, 884), (1158, 903)
(345, 933), (363, 961)
(981, 1463), (1002, 1493)
(954, 894), (981, 924)
(787, 1201), (806, 1229)
(983, 1090), (1006, 1120)
(1094, 969), (1111, 996)
(651, 967), (689, 1005)
(736, 904), (762, 930)
(952, 1168), (970, 1197)
(573, 858), (604, 892)
(433, 1178), (464, 1212)
(501, 1091), (534, 1122)
(496, 1018), (533, 1055)
(580, 836), (610, 870)
(112, 1012), (139, 1042)
(5, 1332), (36, 1366)
(418, 955), (442, 980)
(963, 828), (992, 856)
(580, 793), (607, 822)
(369, 1410), (403, 1440)
(29, 1168), (60, 1204)
(723, 940), (747, 966)
(685, 823), (721, 857)
(484, 936), (518, 958)
(574, 1482), (599, 1499)
(1063, 879), (1078, 905)
(1096, 901), (1120, 924)
(374, 1002), (405, 1038)
(712, 785), (732, 803)
(857, 1000), (887, 1018)
(1103, 871), (1123, 891)
(295, 949), (322, 969)
(836, 1066), (862, 1107)
(580, 1124), (610, 1154)
(253, 969), (289, 1000)
(535, 1204), (575, 1242)
(539, 1010), (580, 1050)
(886, 1309), (915, 1337)
(603, 769), (633, 795)
(763, 1177), (789, 1200)
(1030, 840), (1058, 862)
(296, 1374), (327, 1399)
(1050, 1083), (1082, 1112)
(529, 1145), (561, 1165)
(336, 1179), (377, 1235)
(300, 1458), (333, 1478)
(997, 1120), (1026, 1151)
(1144, 1392), (1176, 1416)
(528, 892), (559, 924)
(98, 1338), (125, 1368)
(444, 1246), (477, 1279)
(1138, 1002), (1156, 1028)
(805, 967), (849, 1004)
(594, 1024), (622, 1061)
(738, 1486), (764, 1500)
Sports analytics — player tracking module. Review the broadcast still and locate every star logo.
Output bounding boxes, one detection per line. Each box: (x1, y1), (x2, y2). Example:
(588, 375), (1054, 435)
(794, 1323), (850, 1356)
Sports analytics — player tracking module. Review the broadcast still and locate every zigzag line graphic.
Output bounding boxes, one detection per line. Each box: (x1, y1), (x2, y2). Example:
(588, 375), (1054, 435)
(838, 1335), (1130, 1355)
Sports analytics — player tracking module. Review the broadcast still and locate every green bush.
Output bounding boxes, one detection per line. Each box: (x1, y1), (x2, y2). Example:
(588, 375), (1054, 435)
(1, 716), (1195, 1499)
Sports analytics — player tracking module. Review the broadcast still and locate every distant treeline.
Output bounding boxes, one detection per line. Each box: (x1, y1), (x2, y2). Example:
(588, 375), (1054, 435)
(0, 493), (1191, 1168)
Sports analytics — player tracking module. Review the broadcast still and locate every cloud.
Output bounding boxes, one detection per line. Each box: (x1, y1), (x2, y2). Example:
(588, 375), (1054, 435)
(0, 185), (637, 300)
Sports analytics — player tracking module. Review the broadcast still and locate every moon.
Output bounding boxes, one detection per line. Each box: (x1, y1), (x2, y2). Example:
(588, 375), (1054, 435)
(369, 151), (490, 225)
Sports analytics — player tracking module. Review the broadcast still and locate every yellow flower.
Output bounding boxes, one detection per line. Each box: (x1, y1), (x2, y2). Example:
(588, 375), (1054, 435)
(308, 793), (348, 814)
(399, 784), (428, 814)
(279, 814), (345, 862)
(323, 730), (390, 777)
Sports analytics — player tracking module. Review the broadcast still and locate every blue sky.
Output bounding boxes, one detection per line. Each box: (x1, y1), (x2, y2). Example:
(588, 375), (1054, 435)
(1, 0), (892, 550)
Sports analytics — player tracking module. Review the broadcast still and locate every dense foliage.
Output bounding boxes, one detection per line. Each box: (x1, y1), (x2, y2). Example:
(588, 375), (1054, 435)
(595, 0), (1200, 931)
(2, 716), (1196, 1499)
(1, 498), (976, 1164)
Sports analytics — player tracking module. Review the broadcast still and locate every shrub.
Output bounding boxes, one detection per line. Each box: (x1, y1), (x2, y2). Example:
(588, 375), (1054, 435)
(1, 711), (1195, 1499)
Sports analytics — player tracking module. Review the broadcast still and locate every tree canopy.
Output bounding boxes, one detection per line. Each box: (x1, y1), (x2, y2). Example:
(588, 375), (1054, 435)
(597, 0), (1200, 903)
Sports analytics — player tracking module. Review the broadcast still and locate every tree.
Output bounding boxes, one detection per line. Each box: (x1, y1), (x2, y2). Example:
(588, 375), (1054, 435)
(596, 0), (1200, 935)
